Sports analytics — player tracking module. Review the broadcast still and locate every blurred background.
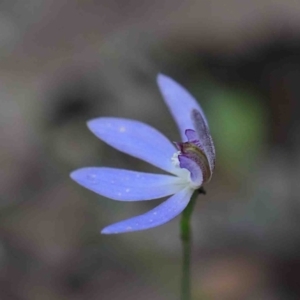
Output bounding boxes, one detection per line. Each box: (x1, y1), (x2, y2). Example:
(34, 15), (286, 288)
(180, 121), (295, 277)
(1, 0), (300, 299)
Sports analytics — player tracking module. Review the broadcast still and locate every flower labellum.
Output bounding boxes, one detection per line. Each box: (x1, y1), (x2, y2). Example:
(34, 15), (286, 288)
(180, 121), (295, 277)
(70, 74), (215, 234)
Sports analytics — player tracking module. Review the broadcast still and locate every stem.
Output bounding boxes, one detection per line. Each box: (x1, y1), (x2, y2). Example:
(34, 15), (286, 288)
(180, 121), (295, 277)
(180, 187), (205, 300)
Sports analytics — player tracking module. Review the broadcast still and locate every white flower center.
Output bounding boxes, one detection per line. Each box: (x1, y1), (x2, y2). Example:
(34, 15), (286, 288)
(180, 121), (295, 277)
(171, 151), (181, 167)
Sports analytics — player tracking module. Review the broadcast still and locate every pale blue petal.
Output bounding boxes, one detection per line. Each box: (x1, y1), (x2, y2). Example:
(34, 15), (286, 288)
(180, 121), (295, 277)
(157, 74), (209, 141)
(70, 167), (186, 201)
(87, 117), (179, 174)
(101, 187), (194, 234)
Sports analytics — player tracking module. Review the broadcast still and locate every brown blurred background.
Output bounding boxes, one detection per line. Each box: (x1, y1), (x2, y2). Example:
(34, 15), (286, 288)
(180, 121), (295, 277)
(1, 0), (300, 299)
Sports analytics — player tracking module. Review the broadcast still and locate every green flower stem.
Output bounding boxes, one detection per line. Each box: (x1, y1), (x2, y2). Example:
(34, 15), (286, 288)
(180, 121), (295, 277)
(180, 187), (205, 300)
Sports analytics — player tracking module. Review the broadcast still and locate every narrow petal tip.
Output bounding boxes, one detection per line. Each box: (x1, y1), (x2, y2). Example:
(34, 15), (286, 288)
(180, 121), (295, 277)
(70, 169), (81, 182)
(101, 228), (116, 234)
(86, 118), (101, 132)
(157, 73), (168, 80)
(157, 73), (173, 89)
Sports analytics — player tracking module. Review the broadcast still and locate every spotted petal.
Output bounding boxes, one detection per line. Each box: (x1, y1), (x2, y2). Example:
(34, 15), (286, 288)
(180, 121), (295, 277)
(191, 110), (215, 171)
(157, 74), (208, 141)
(71, 167), (186, 201)
(101, 187), (194, 234)
(88, 117), (179, 175)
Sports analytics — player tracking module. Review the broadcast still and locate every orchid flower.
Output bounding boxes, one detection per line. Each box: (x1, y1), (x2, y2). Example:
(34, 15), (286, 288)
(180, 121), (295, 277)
(70, 74), (215, 234)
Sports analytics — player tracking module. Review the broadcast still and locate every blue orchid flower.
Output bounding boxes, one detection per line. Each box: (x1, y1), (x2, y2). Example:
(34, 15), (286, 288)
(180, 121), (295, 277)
(71, 74), (215, 234)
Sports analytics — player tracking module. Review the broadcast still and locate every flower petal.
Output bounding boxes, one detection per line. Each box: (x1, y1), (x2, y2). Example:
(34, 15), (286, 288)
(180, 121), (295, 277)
(157, 74), (208, 141)
(101, 187), (194, 234)
(178, 155), (203, 187)
(87, 117), (179, 174)
(70, 167), (186, 201)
